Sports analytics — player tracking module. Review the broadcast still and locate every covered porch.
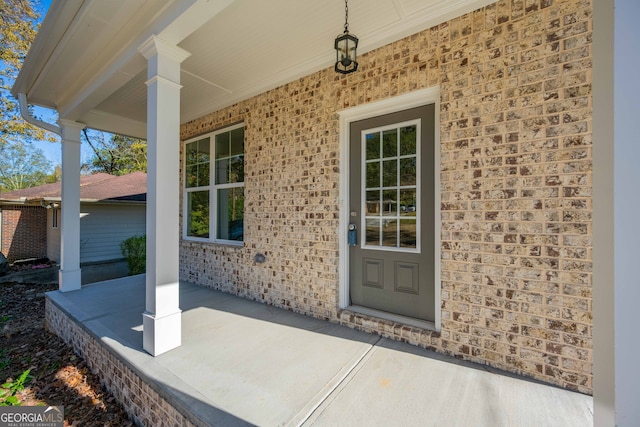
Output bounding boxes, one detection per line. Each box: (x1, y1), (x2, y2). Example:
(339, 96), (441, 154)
(46, 276), (592, 427)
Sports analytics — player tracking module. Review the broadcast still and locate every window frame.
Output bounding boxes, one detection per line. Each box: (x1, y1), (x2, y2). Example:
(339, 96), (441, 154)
(182, 123), (245, 245)
(52, 207), (59, 229)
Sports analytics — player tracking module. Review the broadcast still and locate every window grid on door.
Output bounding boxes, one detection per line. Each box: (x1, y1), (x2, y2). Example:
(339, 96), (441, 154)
(361, 119), (420, 252)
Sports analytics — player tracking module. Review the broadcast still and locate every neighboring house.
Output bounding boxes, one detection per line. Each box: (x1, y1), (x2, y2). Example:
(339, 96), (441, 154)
(10, 0), (638, 422)
(0, 172), (146, 264)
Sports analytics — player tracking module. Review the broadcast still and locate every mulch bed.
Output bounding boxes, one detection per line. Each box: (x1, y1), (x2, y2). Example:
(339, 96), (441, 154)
(0, 281), (133, 426)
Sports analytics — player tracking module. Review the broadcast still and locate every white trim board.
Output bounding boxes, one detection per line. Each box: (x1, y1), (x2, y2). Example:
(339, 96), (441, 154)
(337, 87), (442, 332)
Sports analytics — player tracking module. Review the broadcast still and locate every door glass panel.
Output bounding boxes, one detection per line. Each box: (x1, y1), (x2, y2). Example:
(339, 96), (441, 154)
(366, 162), (380, 188)
(382, 219), (398, 247)
(399, 158), (416, 186)
(366, 190), (380, 215)
(382, 129), (397, 158)
(366, 218), (380, 245)
(362, 120), (419, 251)
(382, 159), (397, 187)
(400, 219), (417, 248)
(366, 133), (380, 160)
(400, 125), (417, 156)
(382, 189), (397, 216)
(400, 189), (417, 216)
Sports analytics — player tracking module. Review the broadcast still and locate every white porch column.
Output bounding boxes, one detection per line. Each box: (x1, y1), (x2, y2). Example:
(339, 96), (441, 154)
(138, 36), (190, 356)
(593, 0), (640, 425)
(58, 119), (85, 292)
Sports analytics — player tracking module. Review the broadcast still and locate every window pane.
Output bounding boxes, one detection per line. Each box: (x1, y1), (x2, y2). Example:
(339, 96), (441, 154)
(399, 219), (417, 248)
(400, 189), (416, 216)
(365, 133), (380, 160)
(382, 159), (397, 187)
(185, 138), (210, 188)
(366, 162), (380, 188)
(230, 127), (244, 155)
(400, 125), (417, 156)
(186, 165), (198, 188)
(215, 128), (244, 185)
(217, 187), (244, 241)
(187, 191), (209, 238)
(382, 129), (397, 158)
(216, 158), (228, 185)
(186, 138), (210, 165)
(366, 190), (380, 215)
(382, 189), (397, 216)
(215, 133), (230, 158)
(365, 218), (380, 245)
(399, 158), (416, 186)
(381, 219), (398, 247)
(229, 155), (244, 183)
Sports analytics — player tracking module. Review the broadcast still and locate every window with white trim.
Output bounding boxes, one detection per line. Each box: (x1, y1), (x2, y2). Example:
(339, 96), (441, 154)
(52, 207), (59, 229)
(183, 123), (244, 243)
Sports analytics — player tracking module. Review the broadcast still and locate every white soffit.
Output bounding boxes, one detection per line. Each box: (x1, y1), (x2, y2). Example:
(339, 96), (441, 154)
(21, 0), (496, 135)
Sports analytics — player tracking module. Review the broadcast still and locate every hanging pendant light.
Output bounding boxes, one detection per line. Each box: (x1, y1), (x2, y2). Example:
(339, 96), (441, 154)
(335, 0), (358, 74)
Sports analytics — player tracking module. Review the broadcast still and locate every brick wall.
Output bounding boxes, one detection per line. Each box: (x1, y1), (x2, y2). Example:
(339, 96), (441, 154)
(46, 300), (200, 427)
(180, 0), (592, 393)
(0, 206), (48, 262)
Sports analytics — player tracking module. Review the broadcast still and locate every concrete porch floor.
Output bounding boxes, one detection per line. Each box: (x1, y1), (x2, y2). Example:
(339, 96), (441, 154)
(46, 276), (593, 427)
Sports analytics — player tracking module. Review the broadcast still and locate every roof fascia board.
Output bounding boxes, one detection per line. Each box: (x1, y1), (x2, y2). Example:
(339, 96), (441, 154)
(11, 0), (85, 101)
(26, 1), (93, 103)
(80, 110), (147, 139)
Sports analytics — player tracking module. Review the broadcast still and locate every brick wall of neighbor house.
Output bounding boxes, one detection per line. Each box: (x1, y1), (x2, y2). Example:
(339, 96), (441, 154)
(0, 206), (47, 262)
(180, 0), (592, 393)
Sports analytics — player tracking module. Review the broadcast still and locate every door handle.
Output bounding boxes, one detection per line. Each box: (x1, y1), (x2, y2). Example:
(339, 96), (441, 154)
(348, 223), (358, 246)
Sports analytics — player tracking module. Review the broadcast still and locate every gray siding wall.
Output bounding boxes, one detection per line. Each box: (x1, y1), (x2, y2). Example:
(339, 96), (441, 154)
(79, 204), (146, 263)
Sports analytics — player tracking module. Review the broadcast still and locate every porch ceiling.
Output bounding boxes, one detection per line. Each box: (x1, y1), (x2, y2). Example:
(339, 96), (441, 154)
(13, 0), (494, 139)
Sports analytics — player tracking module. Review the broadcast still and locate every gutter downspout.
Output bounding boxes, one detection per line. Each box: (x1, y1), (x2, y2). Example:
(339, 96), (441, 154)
(18, 93), (84, 292)
(17, 93), (61, 136)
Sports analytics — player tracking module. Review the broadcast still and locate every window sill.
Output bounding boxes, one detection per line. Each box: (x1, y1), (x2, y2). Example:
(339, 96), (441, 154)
(182, 237), (244, 248)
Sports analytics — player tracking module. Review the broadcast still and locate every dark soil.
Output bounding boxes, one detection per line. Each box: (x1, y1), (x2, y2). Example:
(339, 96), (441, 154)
(0, 282), (133, 426)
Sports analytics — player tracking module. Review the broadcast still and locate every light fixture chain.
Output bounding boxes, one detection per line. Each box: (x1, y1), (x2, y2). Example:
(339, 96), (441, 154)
(344, 0), (349, 33)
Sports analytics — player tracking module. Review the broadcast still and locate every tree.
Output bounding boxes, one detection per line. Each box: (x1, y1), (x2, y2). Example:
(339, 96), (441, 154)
(83, 130), (147, 175)
(2, 1), (143, 185)
(0, 0), (55, 147)
(0, 140), (52, 191)
(0, 0), (56, 191)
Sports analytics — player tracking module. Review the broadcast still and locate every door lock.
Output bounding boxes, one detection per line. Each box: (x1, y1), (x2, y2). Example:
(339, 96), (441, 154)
(348, 223), (358, 246)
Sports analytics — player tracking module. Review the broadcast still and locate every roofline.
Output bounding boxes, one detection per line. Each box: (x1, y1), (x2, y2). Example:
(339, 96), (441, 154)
(0, 197), (146, 206)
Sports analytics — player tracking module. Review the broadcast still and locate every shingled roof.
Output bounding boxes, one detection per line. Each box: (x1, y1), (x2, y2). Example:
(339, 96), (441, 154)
(0, 172), (146, 203)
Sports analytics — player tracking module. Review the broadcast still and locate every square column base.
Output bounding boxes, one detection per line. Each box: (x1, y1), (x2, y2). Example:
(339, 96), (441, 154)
(59, 268), (82, 292)
(143, 310), (182, 356)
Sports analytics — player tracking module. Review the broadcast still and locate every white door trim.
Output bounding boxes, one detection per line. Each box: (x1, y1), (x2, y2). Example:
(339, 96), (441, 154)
(337, 87), (442, 331)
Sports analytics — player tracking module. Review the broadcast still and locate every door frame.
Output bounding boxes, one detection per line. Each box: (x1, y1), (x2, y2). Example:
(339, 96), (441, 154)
(337, 87), (441, 331)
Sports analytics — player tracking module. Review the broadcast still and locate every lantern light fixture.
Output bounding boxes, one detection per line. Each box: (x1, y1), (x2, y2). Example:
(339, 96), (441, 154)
(334, 0), (358, 74)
